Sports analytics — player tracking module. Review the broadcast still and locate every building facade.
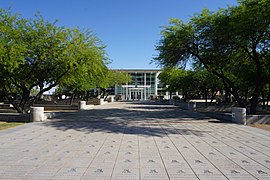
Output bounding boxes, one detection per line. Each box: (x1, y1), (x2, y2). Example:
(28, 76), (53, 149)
(114, 69), (161, 100)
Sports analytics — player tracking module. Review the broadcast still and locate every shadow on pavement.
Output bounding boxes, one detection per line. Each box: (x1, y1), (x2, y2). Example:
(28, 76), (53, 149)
(43, 102), (213, 137)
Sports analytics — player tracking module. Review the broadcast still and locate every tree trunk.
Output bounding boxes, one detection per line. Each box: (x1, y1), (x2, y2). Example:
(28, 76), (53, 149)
(104, 93), (109, 101)
(267, 84), (270, 109)
(204, 90), (208, 106)
(261, 89), (265, 109)
(249, 45), (264, 115)
(226, 85), (246, 109)
(250, 83), (264, 114)
(224, 89), (230, 103)
(210, 91), (217, 104)
(100, 88), (106, 99)
(3, 88), (25, 114)
(69, 89), (77, 105)
(7, 97), (23, 113)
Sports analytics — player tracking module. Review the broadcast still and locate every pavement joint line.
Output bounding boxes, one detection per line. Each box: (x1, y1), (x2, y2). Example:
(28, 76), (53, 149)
(152, 124), (170, 180)
(206, 123), (270, 149)
(79, 129), (111, 179)
(137, 125), (141, 180)
(1, 101), (270, 179)
(227, 124), (270, 139)
(204, 123), (270, 157)
(181, 123), (269, 178)
(159, 123), (200, 180)
(175, 123), (257, 179)
(109, 127), (125, 180)
(193, 123), (270, 165)
(173, 126), (230, 179)
(206, 127), (270, 170)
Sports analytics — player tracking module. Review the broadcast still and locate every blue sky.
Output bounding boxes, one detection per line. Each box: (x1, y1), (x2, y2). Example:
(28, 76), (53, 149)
(1, 0), (238, 69)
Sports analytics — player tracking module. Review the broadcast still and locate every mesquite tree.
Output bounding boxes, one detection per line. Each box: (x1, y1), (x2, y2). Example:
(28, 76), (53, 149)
(0, 9), (108, 113)
(154, 0), (270, 114)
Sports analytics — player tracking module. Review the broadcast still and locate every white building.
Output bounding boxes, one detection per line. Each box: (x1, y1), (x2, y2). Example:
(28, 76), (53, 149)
(114, 69), (162, 100)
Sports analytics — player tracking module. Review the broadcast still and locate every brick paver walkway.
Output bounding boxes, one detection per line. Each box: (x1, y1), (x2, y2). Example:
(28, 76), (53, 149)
(0, 101), (270, 179)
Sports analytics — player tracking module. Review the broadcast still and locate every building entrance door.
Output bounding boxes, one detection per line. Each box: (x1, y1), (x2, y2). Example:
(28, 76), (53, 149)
(129, 88), (143, 101)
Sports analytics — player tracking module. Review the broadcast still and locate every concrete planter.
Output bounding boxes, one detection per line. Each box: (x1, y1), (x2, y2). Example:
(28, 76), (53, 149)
(246, 115), (270, 124)
(30, 107), (44, 122)
(232, 107), (246, 124)
(78, 101), (87, 110)
(78, 101), (94, 110)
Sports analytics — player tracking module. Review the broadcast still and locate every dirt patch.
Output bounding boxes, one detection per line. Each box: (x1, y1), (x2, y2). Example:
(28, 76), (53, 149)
(250, 124), (270, 131)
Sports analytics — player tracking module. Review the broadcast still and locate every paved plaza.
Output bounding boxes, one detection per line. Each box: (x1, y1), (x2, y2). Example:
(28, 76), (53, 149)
(0, 101), (270, 179)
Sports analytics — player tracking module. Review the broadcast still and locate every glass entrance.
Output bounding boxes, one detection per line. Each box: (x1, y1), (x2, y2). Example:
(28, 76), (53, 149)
(129, 88), (143, 101)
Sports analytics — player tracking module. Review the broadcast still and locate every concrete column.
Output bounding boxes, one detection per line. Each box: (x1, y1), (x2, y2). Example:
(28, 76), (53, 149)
(79, 101), (87, 110)
(232, 107), (246, 124)
(144, 73), (147, 100)
(30, 107), (44, 122)
(114, 85), (117, 96)
(126, 83), (128, 100)
(155, 72), (159, 96)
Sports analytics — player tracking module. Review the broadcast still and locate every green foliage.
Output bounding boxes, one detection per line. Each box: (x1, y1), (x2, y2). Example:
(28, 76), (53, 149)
(103, 70), (132, 87)
(159, 68), (223, 101)
(158, 67), (188, 92)
(0, 9), (108, 113)
(59, 28), (108, 92)
(155, 0), (270, 114)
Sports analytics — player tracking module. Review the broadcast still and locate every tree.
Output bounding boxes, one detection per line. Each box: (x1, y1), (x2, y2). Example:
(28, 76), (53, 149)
(227, 0), (270, 113)
(58, 29), (108, 103)
(158, 68), (223, 103)
(57, 70), (131, 102)
(95, 70), (132, 99)
(158, 67), (188, 99)
(154, 0), (270, 114)
(0, 9), (108, 113)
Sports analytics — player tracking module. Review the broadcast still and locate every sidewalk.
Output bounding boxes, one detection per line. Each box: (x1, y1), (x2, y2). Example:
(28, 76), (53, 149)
(0, 101), (269, 179)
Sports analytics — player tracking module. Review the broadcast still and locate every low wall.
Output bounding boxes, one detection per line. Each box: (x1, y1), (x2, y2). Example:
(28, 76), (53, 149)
(196, 105), (232, 112)
(78, 101), (94, 110)
(33, 104), (78, 111)
(0, 111), (72, 122)
(246, 115), (270, 124)
(174, 101), (197, 111)
(174, 101), (223, 110)
(0, 113), (29, 122)
(0, 104), (12, 109)
(201, 112), (232, 122)
(174, 103), (269, 124)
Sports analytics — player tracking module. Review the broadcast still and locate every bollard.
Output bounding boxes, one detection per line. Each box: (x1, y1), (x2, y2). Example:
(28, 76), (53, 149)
(98, 98), (104, 105)
(30, 107), (44, 122)
(79, 101), (87, 110)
